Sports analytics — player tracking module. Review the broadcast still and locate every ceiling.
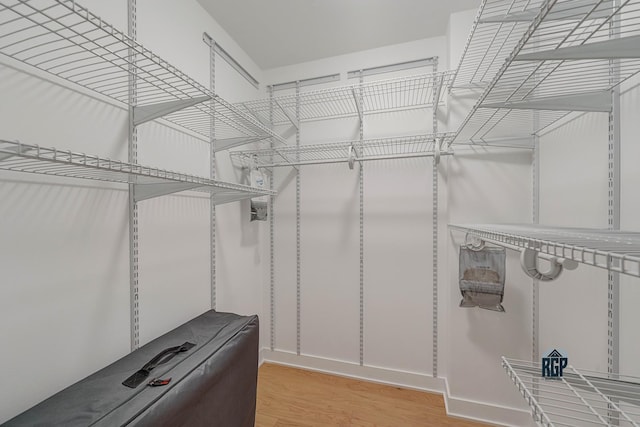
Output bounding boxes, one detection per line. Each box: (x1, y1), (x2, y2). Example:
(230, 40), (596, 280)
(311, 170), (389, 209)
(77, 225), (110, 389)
(196, 0), (480, 70)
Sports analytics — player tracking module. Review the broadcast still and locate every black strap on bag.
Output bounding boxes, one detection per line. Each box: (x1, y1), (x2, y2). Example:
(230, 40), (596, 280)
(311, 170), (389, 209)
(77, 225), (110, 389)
(122, 342), (196, 388)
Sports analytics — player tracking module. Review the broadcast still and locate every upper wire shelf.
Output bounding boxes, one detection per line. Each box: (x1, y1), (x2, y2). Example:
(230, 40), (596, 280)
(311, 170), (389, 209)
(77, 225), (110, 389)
(0, 0), (287, 149)
(450, 0), (545, 91)
(230, 133), (456, 168)
(237, 72), (453, 126)
(452, 0), (640, 145)
(450, 224), (640, 278)
(0, 139), (275, 203)
(503, 357), (640, 427)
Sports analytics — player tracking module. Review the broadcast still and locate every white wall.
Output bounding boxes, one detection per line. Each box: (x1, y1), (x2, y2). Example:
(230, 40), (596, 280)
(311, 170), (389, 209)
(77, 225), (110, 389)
(263, 39), (445, 377)
(4, 2), (637, 426)
(619, 76), (640, 378)
(445, 6), (640, 424)
(538, 113), (610, 372)
(0, 0), (265, 422)
(536, 67), (640, 380)
(261, 9), (537, 426)
(445, 148), (534, 425)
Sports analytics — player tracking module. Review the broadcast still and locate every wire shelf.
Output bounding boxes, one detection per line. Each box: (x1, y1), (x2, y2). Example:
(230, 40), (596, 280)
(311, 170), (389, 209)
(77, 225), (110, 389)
(503, 357), (640, 427)
(230, 133), (456, 168)
(0, 139), (275, 203)
(449, 224), (640, 278)
(452, 0), (640, 145)
(238, 72), (453, 125)
(164, 96), (289, 149)
(451, 0), (544, 91)
(0, 0), (286, 148)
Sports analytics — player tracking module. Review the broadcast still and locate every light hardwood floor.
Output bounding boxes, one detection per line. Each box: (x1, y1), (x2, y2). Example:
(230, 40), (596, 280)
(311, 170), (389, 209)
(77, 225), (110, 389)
(256, 363), (492, 427)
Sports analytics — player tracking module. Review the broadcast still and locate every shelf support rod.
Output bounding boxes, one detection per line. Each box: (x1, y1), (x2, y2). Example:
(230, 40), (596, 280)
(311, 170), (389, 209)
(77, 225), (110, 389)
(358, 72), (365, 366)
(207, 33), (217, 312)
(608, 1), (621, 422)
(347, 57), (437, 79)
(202, 32), (259, 89)
(432, 57), (439, 379)
(269, 85), (276, 352)
(127, 0), (140, 352)
(270, 73), (340, 92)
(532, 64), (540, 402)
(257, 150), (454, 168)
(295, 81), (301, 356)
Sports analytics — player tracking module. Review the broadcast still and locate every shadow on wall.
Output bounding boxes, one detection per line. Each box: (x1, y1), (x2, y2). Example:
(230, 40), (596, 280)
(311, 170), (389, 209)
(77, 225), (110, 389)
(451, 147), (533, 164)
(0, 65), (129, 159)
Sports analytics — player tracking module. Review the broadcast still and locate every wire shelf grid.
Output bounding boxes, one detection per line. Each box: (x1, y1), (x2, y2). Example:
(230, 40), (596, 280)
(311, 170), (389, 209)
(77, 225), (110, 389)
(230, 133), (456, 168)
(453, 0), (640, 145)
(238, 72), (453, 125)
(451, 0), (545, 91)
(0, 0), (207, 105)
(503, 357), (640, 427)
(163, 95), (288, 145)
(0, 0), (287, 147)
(449, 224), (640, 278)
(0, 139), (275, 202)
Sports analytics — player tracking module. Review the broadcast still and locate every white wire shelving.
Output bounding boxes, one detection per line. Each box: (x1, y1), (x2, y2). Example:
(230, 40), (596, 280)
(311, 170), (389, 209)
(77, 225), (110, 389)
(450, 0), (545, 91)
(0, 139), (275, 202)
(230, 133), (456, 168)
(0, 0), (287, 150)
(503, 357), (640, 426)
(236, 72), (453, 126)
(452, 0), (640, 146)
(449, 224), (640, 278)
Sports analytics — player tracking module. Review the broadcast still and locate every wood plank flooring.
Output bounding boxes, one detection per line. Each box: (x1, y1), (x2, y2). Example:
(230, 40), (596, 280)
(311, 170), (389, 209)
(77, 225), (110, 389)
(256, 363), (492, 427)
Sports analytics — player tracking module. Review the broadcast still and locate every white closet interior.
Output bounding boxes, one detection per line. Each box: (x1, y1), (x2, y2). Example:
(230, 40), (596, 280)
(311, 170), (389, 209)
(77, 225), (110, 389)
(1, 0), (639, 426)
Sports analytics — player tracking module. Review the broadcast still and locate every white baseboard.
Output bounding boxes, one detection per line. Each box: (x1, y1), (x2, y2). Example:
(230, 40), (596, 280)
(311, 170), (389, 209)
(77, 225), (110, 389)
(445, 392), (535, 427)
(261, 349), (535, 427)
(262, 349), (445, 393)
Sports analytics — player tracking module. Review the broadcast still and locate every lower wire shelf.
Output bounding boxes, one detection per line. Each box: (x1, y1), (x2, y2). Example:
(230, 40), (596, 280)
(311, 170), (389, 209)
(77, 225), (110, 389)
(231, 133), (456, 168)
(449, 224), (640, 278)
(0, 139), (275, 203)
(503, 357), (640, 427)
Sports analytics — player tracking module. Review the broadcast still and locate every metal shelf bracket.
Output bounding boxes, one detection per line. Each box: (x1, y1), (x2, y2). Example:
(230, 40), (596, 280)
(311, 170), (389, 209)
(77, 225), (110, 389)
(481, 91), (612, 112)
(274, 99), (299, 130)
(515, 35), (640, 61)
(240, 103), (270, 127)
(0, 142), (33, 161)
(351, 87), (363, 123)
(133, 182), (203, 202)
(214, 135), (271, 152)
(133, 96), (211, 126)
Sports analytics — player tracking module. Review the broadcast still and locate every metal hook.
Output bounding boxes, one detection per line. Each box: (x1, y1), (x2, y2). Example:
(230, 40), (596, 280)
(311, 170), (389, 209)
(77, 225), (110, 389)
(348, 145), (358, 170)
(464, 233), (485, 251)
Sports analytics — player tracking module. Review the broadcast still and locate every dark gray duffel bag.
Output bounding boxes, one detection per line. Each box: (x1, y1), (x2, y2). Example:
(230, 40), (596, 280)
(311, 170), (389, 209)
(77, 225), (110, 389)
(4, 310), (259, 427)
